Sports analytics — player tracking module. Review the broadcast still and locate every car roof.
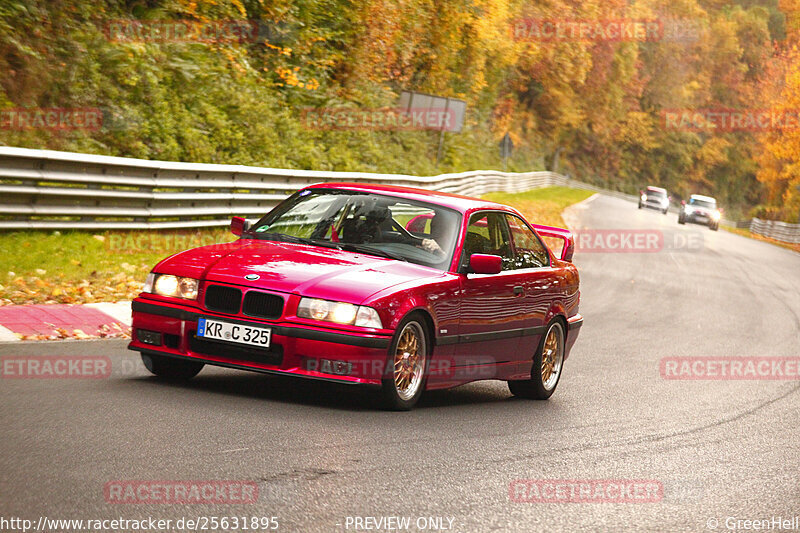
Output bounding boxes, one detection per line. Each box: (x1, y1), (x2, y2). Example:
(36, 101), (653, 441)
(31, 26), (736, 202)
(690, 194), (717, 202)
(646, 186), (667, 193)
(303, 182), (512, 213)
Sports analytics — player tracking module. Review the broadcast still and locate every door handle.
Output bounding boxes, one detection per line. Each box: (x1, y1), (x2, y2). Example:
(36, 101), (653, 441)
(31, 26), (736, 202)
(513, 286), (524, 296)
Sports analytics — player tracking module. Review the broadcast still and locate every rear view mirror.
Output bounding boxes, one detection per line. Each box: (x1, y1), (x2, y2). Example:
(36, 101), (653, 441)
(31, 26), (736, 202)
(231, 216), (250, 236)
(469, 254), (502, 274)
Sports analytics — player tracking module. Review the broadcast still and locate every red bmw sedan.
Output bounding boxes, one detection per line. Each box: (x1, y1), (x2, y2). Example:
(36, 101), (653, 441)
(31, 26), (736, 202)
(128, 183), (583, 410)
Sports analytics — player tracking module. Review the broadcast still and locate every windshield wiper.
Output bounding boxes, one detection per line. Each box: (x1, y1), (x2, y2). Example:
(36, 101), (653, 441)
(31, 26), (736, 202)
(338, 243), (408, 262)
(251, 232), (341, 249)
(250, 232), (406, 260)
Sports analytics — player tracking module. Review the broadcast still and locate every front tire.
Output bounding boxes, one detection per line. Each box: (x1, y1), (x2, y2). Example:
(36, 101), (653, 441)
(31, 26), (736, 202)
(678, 215), (686, 225)
(508, 320), (565, 400)
(379, 315), (429, 410)
(638, 202), (643, 209)
(710, 223), (719, 231)
(141, 353), (204, 380)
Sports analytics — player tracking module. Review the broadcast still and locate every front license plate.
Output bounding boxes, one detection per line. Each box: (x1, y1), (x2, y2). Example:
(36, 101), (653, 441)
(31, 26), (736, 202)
(197, 317), (271, 348)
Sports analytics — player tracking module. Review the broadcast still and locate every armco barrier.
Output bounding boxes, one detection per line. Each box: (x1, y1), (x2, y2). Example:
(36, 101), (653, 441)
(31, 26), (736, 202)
(0, 147), (790, 242)
(750, 218), (800, 244)
(0, 147), (571, 230)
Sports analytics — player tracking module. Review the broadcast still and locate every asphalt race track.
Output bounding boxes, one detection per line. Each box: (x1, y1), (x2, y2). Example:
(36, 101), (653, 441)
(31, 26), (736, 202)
(1, 194), (799, 532)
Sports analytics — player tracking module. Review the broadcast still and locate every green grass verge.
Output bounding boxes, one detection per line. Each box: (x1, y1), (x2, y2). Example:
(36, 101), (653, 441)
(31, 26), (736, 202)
(482, 186), (594, 228)
(0, 186), (592, 305)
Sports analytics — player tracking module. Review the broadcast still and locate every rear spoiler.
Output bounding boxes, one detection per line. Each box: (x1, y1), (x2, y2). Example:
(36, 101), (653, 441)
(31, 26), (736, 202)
(530, 224), (575, 262)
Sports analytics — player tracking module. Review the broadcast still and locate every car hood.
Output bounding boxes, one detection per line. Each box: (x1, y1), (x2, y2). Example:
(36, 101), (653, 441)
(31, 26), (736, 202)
(154, 239), (444, 304)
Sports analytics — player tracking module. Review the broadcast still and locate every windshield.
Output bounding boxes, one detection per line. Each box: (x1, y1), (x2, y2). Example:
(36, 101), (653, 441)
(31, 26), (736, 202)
(250, 190), (461, 270)
(688, 198), (716, 209)
(646, 188), (666, 197)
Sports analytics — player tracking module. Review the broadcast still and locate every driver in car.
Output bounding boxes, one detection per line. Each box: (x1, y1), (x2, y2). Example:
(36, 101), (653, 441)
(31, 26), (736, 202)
(420, 214), (451, 258)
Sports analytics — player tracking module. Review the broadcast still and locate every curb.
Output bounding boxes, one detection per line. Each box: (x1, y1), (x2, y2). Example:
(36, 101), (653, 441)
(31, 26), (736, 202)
(0, 302), (131, 341)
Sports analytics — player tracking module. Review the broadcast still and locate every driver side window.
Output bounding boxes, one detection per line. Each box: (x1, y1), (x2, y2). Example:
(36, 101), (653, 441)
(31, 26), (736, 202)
(462, 212), (515, 270)
(506, 214), (549, 269)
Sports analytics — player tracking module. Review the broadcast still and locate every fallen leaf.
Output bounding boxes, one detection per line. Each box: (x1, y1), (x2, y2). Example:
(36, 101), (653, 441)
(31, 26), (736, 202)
(72, 329), (91, 339)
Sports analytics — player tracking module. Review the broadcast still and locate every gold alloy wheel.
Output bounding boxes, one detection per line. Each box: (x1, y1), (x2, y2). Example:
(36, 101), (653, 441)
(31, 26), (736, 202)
(393, 322), (426, 401)
(540, 323), (564, 391)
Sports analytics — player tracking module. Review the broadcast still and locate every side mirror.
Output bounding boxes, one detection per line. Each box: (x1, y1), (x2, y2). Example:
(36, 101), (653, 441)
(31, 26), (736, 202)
(231, 216), (250, 236)
(469, 254), (502, 275)
(681, 200), (686, 206)
(718, 207), (724, 214)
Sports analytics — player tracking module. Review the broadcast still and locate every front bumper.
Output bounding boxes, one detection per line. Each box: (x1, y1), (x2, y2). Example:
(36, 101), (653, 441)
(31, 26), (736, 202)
(684, 212), (715, 225)
(127, 298), (392, 386)
(642, 199), (668, 210)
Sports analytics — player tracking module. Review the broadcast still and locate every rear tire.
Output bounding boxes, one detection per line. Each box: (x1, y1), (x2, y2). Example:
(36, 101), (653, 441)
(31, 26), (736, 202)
(141, 353), (203, 380)
(379, 314), (429, 411)
(508, 321), (565, 400)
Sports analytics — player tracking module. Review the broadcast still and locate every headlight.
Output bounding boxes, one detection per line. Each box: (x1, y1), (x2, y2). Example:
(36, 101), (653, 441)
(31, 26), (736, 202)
(641, 194), (647, 202)
(179, 277), (198, 299)
(684, 206), (694, 214)
(711, 211), (721, 221)
(146, 273), (199, 300)
(661, 198), (670, 207)
(154, 275), (178, 296)
(298, 297), (383, 328)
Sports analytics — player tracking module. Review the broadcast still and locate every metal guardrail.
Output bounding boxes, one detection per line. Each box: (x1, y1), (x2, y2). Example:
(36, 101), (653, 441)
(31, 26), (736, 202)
(720, 219), (751, 229)
(0, 147), (570, 230)
(750, 218), (800, 244)
(1, 147), (796, 245)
